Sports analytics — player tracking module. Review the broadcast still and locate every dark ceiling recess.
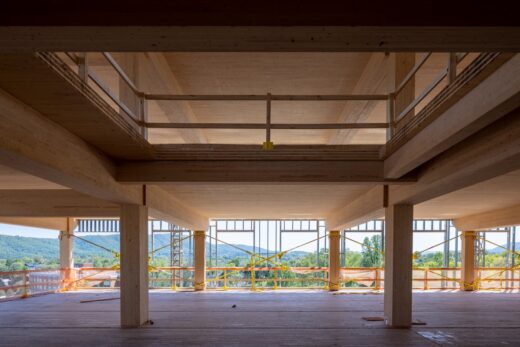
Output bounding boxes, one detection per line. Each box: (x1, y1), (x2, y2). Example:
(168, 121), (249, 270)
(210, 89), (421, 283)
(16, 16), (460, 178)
(0, 0), (518, 26)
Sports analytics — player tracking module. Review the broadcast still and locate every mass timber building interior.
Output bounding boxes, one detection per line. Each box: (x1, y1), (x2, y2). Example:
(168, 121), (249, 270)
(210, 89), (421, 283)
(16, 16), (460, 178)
(0, 2), (520, 346)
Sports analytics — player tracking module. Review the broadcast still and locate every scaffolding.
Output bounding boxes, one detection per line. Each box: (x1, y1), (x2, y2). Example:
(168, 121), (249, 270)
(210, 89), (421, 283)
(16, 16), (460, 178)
(149, 221), (192, 289)
(63, 218), (520, 291)
(207, 219), (327, 267)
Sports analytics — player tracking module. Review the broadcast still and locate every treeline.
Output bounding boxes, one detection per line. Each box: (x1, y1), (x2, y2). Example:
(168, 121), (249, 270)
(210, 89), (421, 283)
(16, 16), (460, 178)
(1, 234), (515, 272)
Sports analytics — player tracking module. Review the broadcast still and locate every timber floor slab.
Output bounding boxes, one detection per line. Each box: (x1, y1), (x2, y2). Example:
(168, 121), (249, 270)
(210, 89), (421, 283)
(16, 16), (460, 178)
(0, 291), (519, 346)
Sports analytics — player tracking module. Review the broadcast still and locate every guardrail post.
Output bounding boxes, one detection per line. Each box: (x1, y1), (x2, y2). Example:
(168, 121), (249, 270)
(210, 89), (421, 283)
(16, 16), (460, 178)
(22, 271), (28, 298)
(448, 53), (457, 84)
(139, 95), (148, 139)
(262, 93), (274, 150)
(77, 53), (88, 82)
(223, 269), (228, 290)
(389, 53), (416, 122)
(386, 93), (395, 141)
(172, 268), (177, 291)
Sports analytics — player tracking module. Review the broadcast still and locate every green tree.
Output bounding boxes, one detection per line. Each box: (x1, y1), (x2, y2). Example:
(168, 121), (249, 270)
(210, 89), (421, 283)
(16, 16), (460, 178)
(361, 235), (382, 267)
(345, 251), (362, 267)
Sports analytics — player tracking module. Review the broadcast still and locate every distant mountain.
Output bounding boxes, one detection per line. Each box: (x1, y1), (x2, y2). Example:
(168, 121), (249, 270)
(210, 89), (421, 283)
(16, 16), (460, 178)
(0, 235), (59, 260)
(0, 234), (309, 261)
(488, 242), (520, 254)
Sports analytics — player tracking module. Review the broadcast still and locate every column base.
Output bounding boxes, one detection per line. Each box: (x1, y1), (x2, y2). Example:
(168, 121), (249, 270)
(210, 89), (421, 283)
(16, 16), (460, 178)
(385, 319), (411, 329)
(61, 268), (77, 291)
(194, 283), (206, 291)
(328, 282), (339, 291)
(460, 282), (476, 291)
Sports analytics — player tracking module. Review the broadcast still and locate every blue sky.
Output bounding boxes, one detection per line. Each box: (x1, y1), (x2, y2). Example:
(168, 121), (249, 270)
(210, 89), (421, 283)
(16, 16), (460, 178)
(0, 223), (59, 238)
(0, 222), (511, 253)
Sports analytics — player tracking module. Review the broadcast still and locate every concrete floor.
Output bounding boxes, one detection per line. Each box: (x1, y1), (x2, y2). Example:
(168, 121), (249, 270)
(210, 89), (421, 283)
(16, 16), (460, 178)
(0, 290), (519, 346)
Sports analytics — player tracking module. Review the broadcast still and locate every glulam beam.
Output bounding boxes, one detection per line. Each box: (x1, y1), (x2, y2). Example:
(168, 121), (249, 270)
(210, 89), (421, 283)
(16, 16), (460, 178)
(453, 204), (520, 231)
(389, 110), (520, 206)
(1, 27), (519, 52)
(384, 53), (520, 178)
(326, 186), (386, 230)
(0, 190), (119, 217)
(0, 89), (208, 229)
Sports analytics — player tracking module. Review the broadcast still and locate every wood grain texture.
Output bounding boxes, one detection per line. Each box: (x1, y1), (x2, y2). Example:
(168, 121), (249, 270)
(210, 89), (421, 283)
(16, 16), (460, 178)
(1, 291), (520, 345)
(389, 110), (520, 206)
(326, 186), (386, 230)
(384, 204), (413, 328)
(1, 26), (520, 52)
(0, 190), (118, 217)
(384, 53), (517, 178)
(453, 204), (520, 231)
(117, 160), (390, 183)
(0, 53), (153, 160)
(120, 204), (149, 327)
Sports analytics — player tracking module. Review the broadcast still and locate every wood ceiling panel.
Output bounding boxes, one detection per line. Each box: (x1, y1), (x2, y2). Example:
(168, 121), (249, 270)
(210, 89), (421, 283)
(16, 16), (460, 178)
(415, 170), (520, 219)
(163, 183), (375, 219)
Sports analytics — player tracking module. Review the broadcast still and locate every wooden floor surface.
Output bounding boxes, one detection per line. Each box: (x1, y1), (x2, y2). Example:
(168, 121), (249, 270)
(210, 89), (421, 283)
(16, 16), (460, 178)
(0, 290), (519, 346)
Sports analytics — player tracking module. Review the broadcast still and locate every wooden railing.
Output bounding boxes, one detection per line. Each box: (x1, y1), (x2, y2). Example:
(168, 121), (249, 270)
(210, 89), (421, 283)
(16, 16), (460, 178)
(0, 269), (63, 301)
(74, 266), (520, 291)
(51, 52), (506, 150)
(55, 52), (392, 145)
(384, 52), (511, 156)
(2, 265), (517, 298)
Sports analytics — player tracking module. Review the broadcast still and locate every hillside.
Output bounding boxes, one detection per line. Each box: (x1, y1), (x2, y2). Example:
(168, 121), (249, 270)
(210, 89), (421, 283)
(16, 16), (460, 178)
(489, 242), (520, 254)
(0, 234), (308, 261)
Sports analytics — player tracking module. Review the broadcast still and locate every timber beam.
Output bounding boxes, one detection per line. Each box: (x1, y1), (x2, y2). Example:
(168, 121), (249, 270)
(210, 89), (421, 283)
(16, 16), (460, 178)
(151, 144), (383, 161)
(389, 109), (520, 206)
(453, 204), (520, 231)
(0, 217), (71, 231)
(328, 53), (388, 144)
(0, 88), (208, 230)
(0, 190), (119, 217)
(328, 108), (520, 230)
(117, 160), (414, 183)
(0, 53), (153, 160)
(0, 27), (519, 52)
(384, 53), (520, 178)
(143, 53), (207, 143)
(326, 186), (386, 230)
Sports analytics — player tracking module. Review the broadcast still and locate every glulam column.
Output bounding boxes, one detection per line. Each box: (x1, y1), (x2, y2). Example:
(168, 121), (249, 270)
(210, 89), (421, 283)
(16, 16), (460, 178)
(384, 204), (413, 328)
(328, 230), (340, 291)
(59, 218), (75, 290)
(194, 230), (206, 291)
(120, 204), (149, 328)
(461, 231), (477, 291)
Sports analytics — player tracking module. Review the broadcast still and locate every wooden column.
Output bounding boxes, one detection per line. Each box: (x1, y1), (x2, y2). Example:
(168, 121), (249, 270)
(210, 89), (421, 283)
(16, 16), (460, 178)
(120, 204), (149, 328)
(59, 218), (75, 290)
(384, 204), (413, 328)
(461, 231), (477, 291)
(328, 230), (340, 291)
(194, 230), (206, 291)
